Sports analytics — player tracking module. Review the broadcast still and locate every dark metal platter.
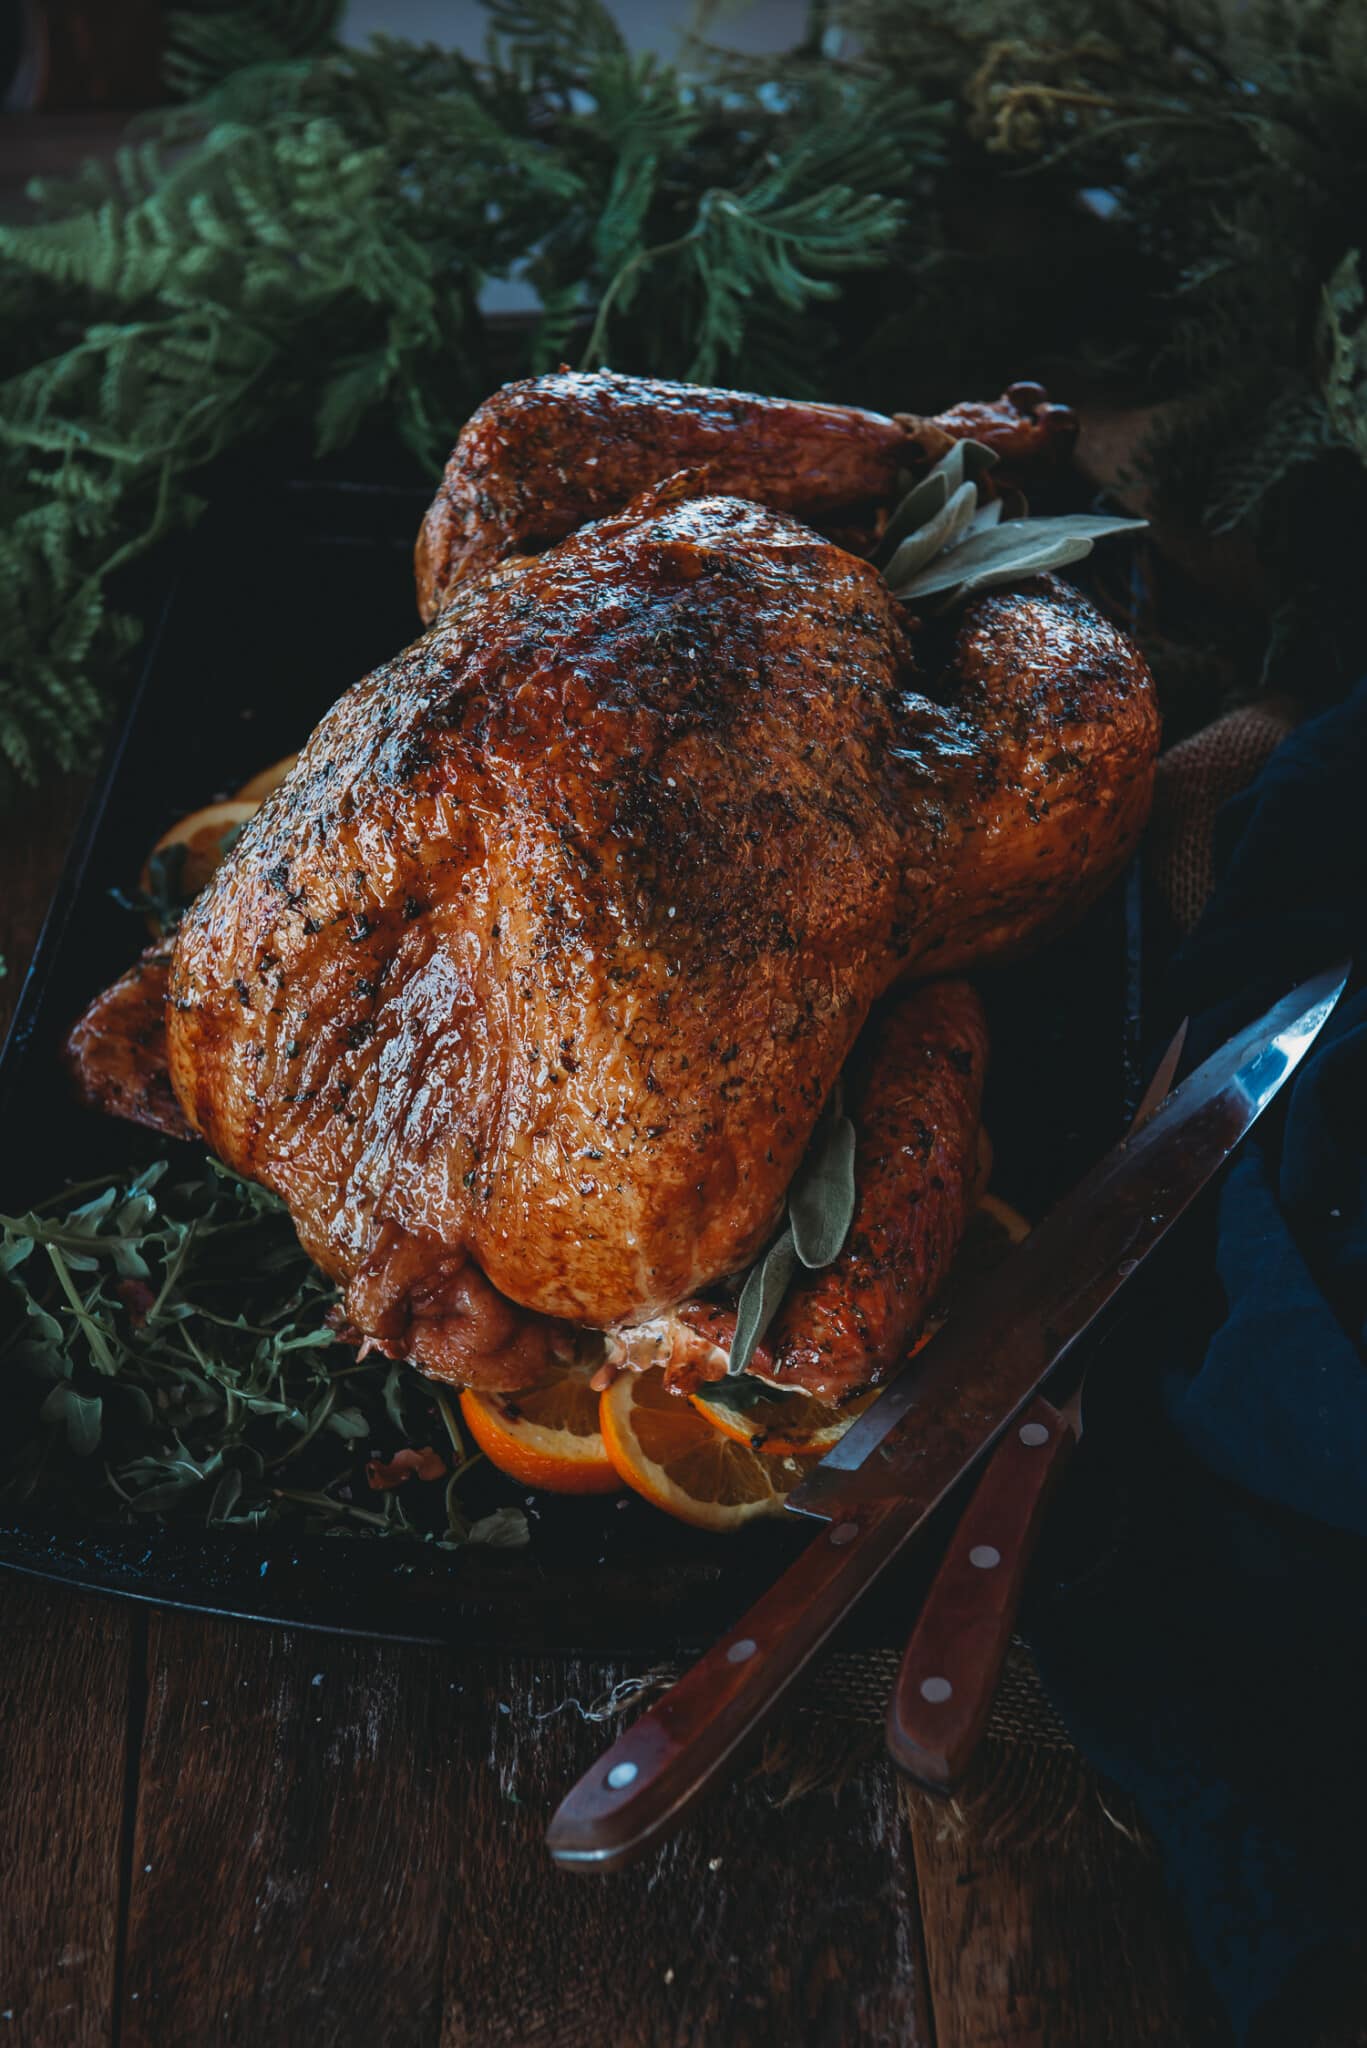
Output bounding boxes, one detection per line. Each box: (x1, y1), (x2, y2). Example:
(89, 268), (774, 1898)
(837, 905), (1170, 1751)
(0, 474), (1142, 1653)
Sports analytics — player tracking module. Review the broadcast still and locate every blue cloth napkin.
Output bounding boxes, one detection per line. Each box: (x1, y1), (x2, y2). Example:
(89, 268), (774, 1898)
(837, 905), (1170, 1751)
(1026, 679), (1367, 2043)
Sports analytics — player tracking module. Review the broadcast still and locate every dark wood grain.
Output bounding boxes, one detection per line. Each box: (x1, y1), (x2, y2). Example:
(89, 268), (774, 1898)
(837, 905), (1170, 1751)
(442, 1658), (932, 2047)
(120, 1611), (461, 2047)
(11, 1561), (1367, 2048)
(907, 1776), (1231, 2048)
(116, 1618), (933, 2048)
(0, 1579), (132, 2047)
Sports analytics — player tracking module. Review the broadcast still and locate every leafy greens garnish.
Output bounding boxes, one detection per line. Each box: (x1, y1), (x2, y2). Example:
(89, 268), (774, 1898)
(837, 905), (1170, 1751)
(0, 1159), (523, 1545)
(728, 1085), (857, 1378)
(880, 439), (1147, 612)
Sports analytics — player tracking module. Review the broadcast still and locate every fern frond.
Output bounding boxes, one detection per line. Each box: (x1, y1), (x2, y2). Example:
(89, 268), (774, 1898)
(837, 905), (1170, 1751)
(163, 0), (343, 100)
(1206, 379), (1341, 533)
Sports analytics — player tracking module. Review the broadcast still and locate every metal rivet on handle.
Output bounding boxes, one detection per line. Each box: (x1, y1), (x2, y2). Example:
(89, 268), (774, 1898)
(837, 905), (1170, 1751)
(920, 1676), (953, 1704)
(606, 1761), (638, 1790)
(1019, 1422), (1050, 1447)
(726, 1638), (757, 1663)
(969, 1544), (1002, 1569)
(830, 1523), (858, 1547)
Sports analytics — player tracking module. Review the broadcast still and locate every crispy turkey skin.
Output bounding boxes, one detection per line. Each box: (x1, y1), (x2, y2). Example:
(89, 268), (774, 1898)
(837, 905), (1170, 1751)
(81, 373), (1158, 1395)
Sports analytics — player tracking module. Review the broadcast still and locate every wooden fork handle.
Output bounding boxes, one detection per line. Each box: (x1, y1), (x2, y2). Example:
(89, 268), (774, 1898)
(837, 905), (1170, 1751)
(885, 1395), (1076, 1793)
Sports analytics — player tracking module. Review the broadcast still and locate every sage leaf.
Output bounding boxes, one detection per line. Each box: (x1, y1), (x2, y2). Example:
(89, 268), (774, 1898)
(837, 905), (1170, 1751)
(878, 437), (997, 563)
(908, 536), (1096, 608)
(729, 1224), (799, 1376)
(789, 1111), (857, 1268)
(882, 478), (980, 587)
(892, 514), (1146, 602)
(936, 436), (1000, 495)
(725, 1080), (857, 1376)
(879, 433), (1148, 612)
(694, 1373), (803, 1419)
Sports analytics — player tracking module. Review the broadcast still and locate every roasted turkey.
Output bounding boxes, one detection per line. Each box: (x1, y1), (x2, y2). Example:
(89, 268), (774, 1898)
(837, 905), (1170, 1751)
(70, 373), (1159, 1400)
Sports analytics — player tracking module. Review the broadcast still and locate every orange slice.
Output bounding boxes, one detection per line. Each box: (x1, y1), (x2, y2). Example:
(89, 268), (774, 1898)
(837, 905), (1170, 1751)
(688, 1190), (1033, 1458)
(688, 1381), (878, 1459)
(975, 1191), (1031, 1246)
(140, 799), (260, 934)
(143, 798), (259, 900)
(599, 1368), (804, 1530)
(460, 1361), (621, 1495)
(236, 753), (298, 804)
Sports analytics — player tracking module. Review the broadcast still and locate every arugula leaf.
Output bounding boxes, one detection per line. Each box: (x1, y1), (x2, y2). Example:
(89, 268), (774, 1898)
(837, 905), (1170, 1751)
(39, 1383), (102, 1456)
(0, 1161), (493, 1541)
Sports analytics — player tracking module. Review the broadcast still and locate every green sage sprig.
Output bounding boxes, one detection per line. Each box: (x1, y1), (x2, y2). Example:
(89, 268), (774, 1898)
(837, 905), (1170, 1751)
(728, 1085), (857, 1378)
(879, 438), (1147, 611)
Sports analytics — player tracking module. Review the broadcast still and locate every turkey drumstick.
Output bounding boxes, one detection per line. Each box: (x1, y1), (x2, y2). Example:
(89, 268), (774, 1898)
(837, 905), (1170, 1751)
(415, 368), (1075, 618)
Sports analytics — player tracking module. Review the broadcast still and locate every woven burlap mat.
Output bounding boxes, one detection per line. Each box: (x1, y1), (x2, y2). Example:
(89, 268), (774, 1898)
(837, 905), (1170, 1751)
(758, 1640), (1109, 1851)
(1146, 700), (1297, 934)
(577, 1639), (1132, 1849)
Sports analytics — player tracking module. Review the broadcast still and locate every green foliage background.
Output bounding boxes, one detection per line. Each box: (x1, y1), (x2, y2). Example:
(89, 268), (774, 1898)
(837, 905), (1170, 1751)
(1, 0), (1365, 792)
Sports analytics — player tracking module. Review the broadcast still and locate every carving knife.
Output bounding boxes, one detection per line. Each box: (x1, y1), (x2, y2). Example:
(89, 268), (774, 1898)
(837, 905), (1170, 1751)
(883, 1015), (1188, 1792)
(546, 963), (1349, 1872)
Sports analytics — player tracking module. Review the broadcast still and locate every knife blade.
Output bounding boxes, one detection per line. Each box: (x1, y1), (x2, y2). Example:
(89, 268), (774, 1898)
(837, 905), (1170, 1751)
(788, 963), (1344, 1521)
(882, 1015), (1190, 1791)
(545, 961), (1348, 1872)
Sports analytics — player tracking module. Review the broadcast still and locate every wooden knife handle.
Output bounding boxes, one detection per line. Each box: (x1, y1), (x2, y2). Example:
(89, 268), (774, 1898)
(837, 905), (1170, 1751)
(547, 1494), (918, 1873)
(885, 1395), (1075, 1793)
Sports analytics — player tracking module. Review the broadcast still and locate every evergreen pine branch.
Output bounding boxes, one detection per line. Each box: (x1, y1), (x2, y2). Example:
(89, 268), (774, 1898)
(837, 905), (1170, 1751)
(4, 0), (1367, 792)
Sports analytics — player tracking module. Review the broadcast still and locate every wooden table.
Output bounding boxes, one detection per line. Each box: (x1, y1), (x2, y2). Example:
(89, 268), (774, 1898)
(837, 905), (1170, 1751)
(0, 774), (1250, 2048)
